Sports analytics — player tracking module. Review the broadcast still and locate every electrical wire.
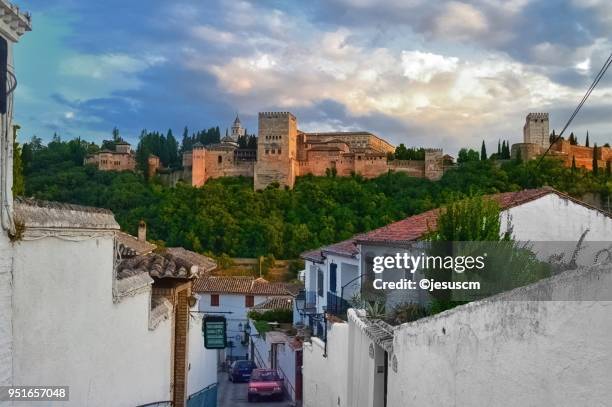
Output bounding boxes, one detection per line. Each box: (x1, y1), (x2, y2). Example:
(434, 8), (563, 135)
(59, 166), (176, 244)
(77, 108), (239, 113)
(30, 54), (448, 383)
(536, 52), (612, 167)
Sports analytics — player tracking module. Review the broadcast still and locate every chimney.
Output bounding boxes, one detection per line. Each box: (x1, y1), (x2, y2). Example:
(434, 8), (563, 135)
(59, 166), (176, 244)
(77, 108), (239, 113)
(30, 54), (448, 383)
(138, 220), (146, 242)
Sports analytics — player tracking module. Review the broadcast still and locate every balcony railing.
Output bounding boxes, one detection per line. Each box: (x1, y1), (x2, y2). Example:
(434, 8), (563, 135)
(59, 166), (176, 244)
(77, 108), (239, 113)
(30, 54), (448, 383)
(301, 290), (317, 313)
(326, 291), (350, 319)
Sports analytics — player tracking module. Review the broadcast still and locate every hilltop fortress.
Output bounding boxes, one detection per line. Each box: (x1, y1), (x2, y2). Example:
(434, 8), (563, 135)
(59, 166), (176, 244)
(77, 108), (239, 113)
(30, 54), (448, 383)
(512, 113), (612, 170)
(181, 111), (446, 190)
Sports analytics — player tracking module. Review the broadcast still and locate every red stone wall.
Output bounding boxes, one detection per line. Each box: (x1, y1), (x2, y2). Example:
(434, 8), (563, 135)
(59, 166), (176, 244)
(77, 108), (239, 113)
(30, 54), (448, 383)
(85, 151), (136, 171)
(191, 148), (207, 187)
(550, 140), (612, 170)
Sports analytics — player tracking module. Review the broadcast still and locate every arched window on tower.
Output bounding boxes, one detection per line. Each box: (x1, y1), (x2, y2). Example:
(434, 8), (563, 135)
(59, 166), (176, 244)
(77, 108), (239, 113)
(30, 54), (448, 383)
(218, 155), (222, 164)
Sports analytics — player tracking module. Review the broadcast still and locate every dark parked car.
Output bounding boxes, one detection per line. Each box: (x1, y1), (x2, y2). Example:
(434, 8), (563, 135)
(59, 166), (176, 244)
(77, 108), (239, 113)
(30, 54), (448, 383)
(228, 360), (257, 383)
(247, 368), (284, 402)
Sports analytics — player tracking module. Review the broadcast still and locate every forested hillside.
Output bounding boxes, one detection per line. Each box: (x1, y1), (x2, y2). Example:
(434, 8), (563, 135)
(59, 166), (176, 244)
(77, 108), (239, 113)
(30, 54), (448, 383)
(18, 137), (612, 259)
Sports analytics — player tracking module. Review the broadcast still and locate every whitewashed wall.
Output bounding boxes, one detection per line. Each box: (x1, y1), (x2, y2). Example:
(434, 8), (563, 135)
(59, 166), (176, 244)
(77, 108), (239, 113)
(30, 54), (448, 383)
(304, 254), (360, 314)
(199, 293), (268, 358)
(0, 233), (12, 388)
(12, 235), (173, 407)
(346, 311), (386, 407)
(276, 341), (297, 399)
(502, 193), (612, 241)
(302, 322), (350, 407)
(387, 266), (612, 407)
(0, 29), (16, 392)
(187, 314), (218, 397)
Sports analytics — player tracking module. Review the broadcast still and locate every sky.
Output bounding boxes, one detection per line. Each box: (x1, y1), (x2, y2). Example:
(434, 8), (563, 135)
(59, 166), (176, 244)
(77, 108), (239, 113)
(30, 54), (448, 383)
(11, 0), (612, 155)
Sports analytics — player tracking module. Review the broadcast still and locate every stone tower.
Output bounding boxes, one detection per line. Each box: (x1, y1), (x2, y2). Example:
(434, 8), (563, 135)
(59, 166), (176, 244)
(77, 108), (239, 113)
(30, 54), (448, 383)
(231, 114), (246, 141)
(523, 113), (549, 148)
(254, 112), (298, 190)
(191, 142), (207, 187)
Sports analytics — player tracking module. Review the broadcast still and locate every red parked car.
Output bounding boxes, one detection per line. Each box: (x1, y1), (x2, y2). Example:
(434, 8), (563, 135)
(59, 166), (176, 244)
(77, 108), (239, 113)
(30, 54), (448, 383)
(247, 368), (284, 402)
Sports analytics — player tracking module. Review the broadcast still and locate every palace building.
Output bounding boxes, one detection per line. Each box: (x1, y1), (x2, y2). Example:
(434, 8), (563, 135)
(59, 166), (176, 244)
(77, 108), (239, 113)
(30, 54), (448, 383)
(84, 141), (137, 171)
(182, 111), (446, 190)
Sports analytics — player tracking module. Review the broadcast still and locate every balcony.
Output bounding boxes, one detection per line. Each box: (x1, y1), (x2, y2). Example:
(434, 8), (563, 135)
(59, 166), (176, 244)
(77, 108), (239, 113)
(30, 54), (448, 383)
(326, 291), (350, 319)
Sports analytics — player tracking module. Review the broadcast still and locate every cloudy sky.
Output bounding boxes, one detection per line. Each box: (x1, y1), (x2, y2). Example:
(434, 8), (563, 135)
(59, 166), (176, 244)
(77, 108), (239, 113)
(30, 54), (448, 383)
(12, 0), (612, 154)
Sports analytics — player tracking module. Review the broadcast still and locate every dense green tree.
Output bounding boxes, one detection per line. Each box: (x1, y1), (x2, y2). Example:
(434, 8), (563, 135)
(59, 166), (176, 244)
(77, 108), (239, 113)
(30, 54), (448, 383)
(480, 141), (487, 161)
(393, 144), (425, 160)
(13, 141), (25, 196)
(457, 148), (480, 164)
(22, 136), (612, 260)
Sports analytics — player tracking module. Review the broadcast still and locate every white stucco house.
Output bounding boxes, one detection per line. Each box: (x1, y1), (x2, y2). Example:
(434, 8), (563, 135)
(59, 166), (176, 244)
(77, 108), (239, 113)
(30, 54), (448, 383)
(0, 0), (31, 393)
(300, 187), (612, 407)
(0, 6), (222, 404)
(6, 202), (219, 407)
(193, 275), (300, 360)
(301, 187), (612, 324)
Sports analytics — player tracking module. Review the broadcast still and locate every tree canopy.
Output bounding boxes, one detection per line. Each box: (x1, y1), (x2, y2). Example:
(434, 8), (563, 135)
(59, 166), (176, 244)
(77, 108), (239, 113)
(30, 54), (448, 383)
(19, 136), (612, 260)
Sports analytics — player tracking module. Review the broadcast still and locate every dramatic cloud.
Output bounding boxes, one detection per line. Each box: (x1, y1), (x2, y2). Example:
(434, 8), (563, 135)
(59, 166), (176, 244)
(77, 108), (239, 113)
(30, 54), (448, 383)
(12, 0), (612, 153)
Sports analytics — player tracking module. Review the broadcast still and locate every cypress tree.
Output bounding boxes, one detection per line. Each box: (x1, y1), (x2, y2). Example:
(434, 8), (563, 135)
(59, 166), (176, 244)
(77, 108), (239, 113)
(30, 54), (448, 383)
(585, 132), (590, 147)
(481, 140), (487, 161)
(497, 140), (501, 156)
(571, 155), (577, 172)
(606, 160), (611, 178)
(592, 143), (598, 175)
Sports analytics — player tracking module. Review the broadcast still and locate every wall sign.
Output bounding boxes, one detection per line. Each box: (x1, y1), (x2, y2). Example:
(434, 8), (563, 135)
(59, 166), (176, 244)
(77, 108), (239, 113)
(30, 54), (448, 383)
(203, 316), (227, 349)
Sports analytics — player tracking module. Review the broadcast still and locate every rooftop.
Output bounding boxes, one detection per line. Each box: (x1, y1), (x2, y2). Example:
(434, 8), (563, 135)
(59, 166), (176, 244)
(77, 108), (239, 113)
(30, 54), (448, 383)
(14, 198), (119, 230)
(117, 250), (209, 280)
(116, 231), (156, 256)
(302, 187), (610, 258)
(251, 296), (294, 311)
(165, 247), (217, 274)
(193, 275), (301, 296)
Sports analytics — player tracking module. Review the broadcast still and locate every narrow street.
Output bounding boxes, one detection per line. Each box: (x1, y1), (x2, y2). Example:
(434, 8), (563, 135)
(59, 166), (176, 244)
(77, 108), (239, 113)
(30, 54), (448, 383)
(217, 372), (293, 407)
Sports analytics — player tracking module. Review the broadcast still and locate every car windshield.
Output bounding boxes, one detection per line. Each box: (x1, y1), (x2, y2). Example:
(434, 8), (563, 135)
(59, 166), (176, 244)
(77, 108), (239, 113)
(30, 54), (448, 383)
(235, 361), (253, 368)
(251, 370), (280, 381)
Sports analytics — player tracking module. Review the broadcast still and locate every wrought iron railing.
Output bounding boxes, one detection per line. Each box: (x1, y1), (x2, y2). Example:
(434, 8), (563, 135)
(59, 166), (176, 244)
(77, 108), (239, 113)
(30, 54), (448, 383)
(304, 290), (317, 310)
(135, 401), (173, 407)
(326, 291), (350, 319)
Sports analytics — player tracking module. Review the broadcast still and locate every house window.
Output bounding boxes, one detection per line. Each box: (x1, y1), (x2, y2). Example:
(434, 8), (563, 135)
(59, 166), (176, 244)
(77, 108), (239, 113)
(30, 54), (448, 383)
(317, 268), (324, 297)
(265, 149), (269, 154)
(330, 263), (337, 293)
(210, 294), (219, 307)
(278, 149), (281, 154)
(245, 295), (254, 307)
(218, 155), (222, 164)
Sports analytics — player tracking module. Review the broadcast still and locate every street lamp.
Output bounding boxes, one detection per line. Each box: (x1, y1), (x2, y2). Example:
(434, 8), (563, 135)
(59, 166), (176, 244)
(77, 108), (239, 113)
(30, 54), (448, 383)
(295, 290), (305, 314)
(295, 289), (328, 357)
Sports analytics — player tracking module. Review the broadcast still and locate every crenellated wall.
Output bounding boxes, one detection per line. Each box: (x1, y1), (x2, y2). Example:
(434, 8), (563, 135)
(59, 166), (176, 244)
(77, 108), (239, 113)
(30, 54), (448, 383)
(185, 111), (447, 189)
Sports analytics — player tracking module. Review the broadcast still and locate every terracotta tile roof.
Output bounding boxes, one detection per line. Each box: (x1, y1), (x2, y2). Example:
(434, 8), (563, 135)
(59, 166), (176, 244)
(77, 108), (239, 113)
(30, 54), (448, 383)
(117, 251), (200, 280)
(356, 188), (557, 245)
(166, 247), (217, 275)
(116, 231), (156, 256)
(193, 276), (302, 295)
(302, 187), (609, 255)
(251, 296), (294, 311)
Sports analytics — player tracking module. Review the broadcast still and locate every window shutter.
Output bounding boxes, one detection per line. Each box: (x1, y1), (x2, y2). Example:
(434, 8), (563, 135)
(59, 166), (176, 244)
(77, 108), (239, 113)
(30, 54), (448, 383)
(330, 263), (337, 293)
